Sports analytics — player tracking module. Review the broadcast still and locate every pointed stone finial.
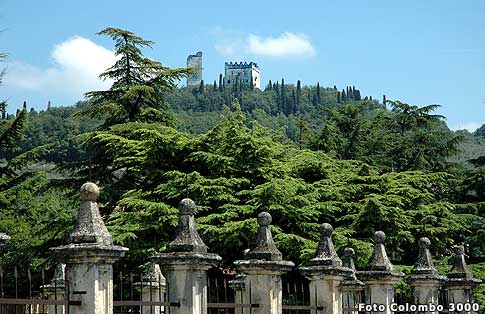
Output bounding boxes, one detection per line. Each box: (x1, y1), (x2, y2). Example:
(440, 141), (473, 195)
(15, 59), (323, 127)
(69, 182), (113, 246)
(138, 263), (166, 288)
(342, 247), (357, 274)
(167, 198), (208, 253)
(448, 244), (473, 279)
(308, 223), (342, 266)
(411, 237), (437, 275)
(367, 231), (394, 271)
(245, 212), (282, 261)
(0, 233), (10, 251)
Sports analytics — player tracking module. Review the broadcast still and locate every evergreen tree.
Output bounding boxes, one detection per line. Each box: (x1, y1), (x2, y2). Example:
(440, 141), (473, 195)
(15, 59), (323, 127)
(290, 90), (296, 114)
(341, 89), (347, 102)
(199, 80), (205, 94)
(281, 79), (286, 114)
(267, 80), (272, 91)
(219, 74), (223, 92)
(296, 80), (302, 106)
(316, 82), (321, 103)
(354, 89), (361, 101)
(337, 91), (341, 103)
(250, 76), (254, 91)
(79, 27), (189, 126)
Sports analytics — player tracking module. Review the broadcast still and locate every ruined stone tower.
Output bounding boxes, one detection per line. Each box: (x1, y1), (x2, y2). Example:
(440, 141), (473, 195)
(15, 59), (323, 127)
(187, 51), (202, 86)
(224, 61), (260, 89)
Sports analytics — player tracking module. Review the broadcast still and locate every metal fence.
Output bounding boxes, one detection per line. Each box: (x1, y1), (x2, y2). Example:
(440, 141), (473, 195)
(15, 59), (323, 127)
(0, 266), (77, 314)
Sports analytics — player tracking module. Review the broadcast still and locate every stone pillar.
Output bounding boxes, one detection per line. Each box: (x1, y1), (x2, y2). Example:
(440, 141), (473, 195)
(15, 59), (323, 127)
(135, 263), (166, 314)
(234, 212), (294, 314)
(358, 231), (404, 314)
(229, 274), (248, 314)
(300, 223), (352, 314)
(51, 182), (128, 314)
(445, 244), (481, 313)
(406, 237), (445, 314)
(341, 248), (365, 314)
(42, 264), (66, 314)
(155, 198), (221, 314)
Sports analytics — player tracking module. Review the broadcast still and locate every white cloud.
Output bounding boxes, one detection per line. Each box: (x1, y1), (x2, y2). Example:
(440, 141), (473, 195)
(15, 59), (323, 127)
(247, 33), (316, 58)
(4, 36), (116, 99)
(214, 31), (316, 59)
(451, 122), (481, 132)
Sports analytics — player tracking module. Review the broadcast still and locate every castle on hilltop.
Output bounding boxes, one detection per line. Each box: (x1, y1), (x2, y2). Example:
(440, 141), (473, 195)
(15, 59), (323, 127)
(186, 51), (203, 86)
(224, 62), (260, 89)
(185, 52), (261, 89)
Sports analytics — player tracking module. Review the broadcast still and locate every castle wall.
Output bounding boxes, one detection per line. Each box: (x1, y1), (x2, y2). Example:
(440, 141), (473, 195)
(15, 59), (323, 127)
(187, 51), (202, 87)
(224, 62), (260, 89)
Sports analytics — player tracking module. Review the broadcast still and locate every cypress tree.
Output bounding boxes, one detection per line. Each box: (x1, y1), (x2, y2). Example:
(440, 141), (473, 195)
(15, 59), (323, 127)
(291, 90), (297, 114)
(354, 89), (361, 101)
(342, 89), (346, 102)
(334, 85), (337, 90)
(219, 74), (223, 92)
(199, 80), (205, 94)
(213, 80), (217, 92)
(337, 91), (341, 103)
(250, 76), (254, 91)
(268, 80), (272, 91)
(316, 82), (321, 103)
(281, 79), (286, 113)
(296, 80), (301, 106)
(383, 94), (387, 105)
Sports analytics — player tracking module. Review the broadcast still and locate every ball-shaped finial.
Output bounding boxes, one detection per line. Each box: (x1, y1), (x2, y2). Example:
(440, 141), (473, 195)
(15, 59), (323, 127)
(258, 212), (272, 226)
(80, 182), (100, 201)
(452, 244), (465, 255)
(179, 198), (196, 215)
(373, 231), (386, 243)
(343, 247), (355, 257)
(320, 223), (333, 236)
(418, 237), (431, 249)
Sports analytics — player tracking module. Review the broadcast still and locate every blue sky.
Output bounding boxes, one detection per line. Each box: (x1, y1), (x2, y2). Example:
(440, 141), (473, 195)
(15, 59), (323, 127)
(1, 0), (484, 130)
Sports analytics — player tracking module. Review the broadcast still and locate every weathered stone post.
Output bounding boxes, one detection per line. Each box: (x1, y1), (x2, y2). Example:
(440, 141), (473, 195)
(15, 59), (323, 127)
(229, 274), (248, 314)
(341, 248), (365, 314)
(234, 212), (294, 314)
(406, 237), (445, 314)
(445, 244), (481, 313)
(154, 198), (221, 314)
(135, 263), (166, 314)
(358, 231), (404, 314)
(43, 264), (66, 314)
(300, 223), (352, 314)
(51, 182), (128, 314)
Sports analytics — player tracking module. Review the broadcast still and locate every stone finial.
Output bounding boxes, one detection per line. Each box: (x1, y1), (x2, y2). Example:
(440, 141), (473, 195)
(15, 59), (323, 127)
(342, 247), (357, 273)
(367, 231), (394, 271)
(80, 182), (99, 201)
(167, 198), (208, 253)
(448, 244), (473, 279)
(0, 233), (10, 251)
(138, 263), (166, 288)
(411, 237), (437, 275)
(245, 212), (283, 261)
(307, 223), (342, 266)
(68, 182), (113, 246)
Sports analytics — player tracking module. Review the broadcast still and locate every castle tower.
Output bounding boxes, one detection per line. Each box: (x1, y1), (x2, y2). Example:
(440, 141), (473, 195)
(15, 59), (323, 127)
(187, 51), (202, 87)
(224, 61), (260, 89)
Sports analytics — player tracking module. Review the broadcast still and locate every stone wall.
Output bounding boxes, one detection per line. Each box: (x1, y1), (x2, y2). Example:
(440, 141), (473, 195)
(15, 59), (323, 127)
(187, 51), (202, 87)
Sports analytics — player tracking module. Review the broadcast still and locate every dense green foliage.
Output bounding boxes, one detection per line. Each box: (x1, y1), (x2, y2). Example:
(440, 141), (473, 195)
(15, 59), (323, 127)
(0, 28), (483, 305)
